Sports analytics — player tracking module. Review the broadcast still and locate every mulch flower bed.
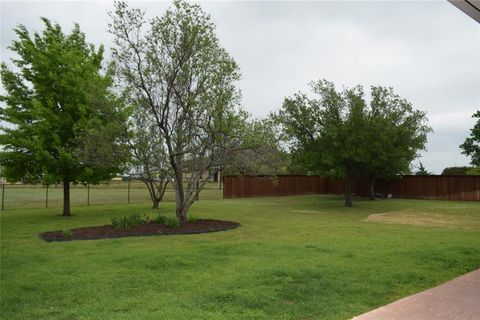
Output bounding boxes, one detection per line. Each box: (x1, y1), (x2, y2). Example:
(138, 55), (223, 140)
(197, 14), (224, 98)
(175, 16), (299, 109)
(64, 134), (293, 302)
(40, 219), (240, 242)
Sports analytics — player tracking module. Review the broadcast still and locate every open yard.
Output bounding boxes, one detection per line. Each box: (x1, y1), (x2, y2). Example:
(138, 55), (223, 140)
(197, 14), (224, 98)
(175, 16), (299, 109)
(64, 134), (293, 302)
(1, 195), (479, 319)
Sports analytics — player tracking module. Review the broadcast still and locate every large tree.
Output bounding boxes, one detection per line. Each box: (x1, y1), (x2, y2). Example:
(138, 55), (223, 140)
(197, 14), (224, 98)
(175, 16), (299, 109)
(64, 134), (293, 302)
(110, 0), (258, 222)
(460, 110), (480, 166)
(362, 86), (431, 199)
(275, 80), (430, 207)
(0, 19), (128, 216)
(275, 80), (367, 206)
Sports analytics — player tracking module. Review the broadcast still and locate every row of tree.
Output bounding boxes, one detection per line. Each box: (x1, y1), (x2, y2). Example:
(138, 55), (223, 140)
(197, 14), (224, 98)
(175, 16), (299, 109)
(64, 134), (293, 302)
(1, 0), (479, 216)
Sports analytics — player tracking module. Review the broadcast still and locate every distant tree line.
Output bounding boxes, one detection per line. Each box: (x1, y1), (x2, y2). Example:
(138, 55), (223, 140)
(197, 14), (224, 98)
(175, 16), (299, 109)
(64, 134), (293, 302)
(441, 167), (480, 175)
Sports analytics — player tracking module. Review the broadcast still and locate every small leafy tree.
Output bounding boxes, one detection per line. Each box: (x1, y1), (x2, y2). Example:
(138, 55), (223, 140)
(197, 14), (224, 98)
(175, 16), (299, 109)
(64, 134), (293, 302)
(415, 162), (433, 175)
(0, 19), (128, 216)
(460, 110), (480, 166)
(110, 0), (259, 222)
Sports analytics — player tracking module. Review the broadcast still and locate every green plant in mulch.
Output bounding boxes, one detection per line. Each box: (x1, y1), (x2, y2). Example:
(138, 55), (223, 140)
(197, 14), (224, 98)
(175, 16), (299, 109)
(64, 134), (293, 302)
(62, 229), (72, 240)
(111, 213), (148, 230)
(165, 217), (180, 229)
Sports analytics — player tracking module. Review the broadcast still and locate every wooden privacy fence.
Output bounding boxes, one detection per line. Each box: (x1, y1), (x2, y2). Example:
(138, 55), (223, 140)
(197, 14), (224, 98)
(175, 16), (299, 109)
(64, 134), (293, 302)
(223, 175), (480, 201)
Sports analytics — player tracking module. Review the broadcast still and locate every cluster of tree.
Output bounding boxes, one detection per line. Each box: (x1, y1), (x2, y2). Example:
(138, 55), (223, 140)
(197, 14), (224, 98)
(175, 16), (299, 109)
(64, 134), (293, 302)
(2, 0), (478, 214)
(273, 80), (432, 206)
(0, 1), (283, 219)
(109, 1), (288, 221)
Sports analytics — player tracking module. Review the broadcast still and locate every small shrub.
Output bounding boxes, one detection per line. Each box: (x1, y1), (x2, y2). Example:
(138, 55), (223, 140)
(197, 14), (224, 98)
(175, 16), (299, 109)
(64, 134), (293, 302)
(62, 229), (72, 240)
(128, 213), (143, 227)
(165, 217), (180, 229)
(111, 216), (127, 229)
(153, 214), (167, 224)
(187, 214), (199, 223)
(111, 213), (145, 230)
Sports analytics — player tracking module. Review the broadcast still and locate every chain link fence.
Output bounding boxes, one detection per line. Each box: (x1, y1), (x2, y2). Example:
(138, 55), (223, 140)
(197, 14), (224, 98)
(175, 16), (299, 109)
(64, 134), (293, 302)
(0, 181), (223, 210)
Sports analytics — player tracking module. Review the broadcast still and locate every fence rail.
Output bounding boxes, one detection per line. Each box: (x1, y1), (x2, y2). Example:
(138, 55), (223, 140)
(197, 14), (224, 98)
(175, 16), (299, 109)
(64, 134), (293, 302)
(223, 175), (480, 201)
(0, 181), (223, 210)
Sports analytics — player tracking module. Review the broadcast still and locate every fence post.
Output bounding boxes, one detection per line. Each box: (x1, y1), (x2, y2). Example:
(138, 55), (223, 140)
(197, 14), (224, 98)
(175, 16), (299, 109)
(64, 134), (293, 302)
(45, 184), (49, 208)
(127, 181), (130, 204)
(1, 184), (4, 211)
(87, 183), (90, 206)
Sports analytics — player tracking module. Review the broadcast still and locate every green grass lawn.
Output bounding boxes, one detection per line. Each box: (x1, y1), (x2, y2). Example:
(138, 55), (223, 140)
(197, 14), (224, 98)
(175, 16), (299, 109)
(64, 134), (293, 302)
(1, 195), (479, 319)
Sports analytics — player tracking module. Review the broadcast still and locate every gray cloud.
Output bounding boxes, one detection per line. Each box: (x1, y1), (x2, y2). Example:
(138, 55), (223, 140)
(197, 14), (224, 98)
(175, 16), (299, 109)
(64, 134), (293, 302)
(1, 0), (479, 173)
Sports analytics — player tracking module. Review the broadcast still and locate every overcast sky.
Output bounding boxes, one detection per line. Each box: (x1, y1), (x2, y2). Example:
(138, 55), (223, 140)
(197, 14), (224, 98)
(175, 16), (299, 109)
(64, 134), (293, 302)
(1, 0), (479, 173)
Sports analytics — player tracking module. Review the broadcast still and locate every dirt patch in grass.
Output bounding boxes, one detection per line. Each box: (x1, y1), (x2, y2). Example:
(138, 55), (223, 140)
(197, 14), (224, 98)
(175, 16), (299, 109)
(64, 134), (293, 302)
(40, 219), (240, 242)
(365, 209), (480, 230)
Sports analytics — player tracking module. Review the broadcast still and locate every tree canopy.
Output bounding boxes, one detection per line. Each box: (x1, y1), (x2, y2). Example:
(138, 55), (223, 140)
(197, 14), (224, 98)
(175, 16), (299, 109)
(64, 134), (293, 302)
(275, 79), (431, 206)
(360, 86), (431, 198)
(415, 162), (433, 175)
(460, 110), (480, 166)
(0, 18), (128, 216)
(441, 166), (480, 175)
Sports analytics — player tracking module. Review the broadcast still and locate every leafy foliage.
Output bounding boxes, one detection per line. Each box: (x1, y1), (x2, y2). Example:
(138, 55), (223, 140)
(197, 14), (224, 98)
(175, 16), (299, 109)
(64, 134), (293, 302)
(363, 87), (431, 177)
(460, 110), (480, 166)
(153, 213), (168, 224)
(186, 214), (199, 223)
(222, 118), (289, 176)
(415, 162), (433, 175)
(165, 217), (180, 229)
(0, 19), (129, 215)
(441, 166), (480, 175)
(127, 101), (170, 209)
(274, 79), (431, 206)
(62, 229), (72, 240)
(111, 213), (146, 230)
(109, 0), (271, 221)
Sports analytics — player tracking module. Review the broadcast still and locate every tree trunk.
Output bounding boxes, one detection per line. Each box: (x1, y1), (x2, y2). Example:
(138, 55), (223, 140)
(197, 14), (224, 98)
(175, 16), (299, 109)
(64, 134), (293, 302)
(368, 176), (376, 200)
(217, 169), (221, 190)
(175, 202), (188, 224)
(145, 180), (159, 209)
(175, 188), (188, 223)
(63, 179), (71, 216)
(344, 177), (353, 207)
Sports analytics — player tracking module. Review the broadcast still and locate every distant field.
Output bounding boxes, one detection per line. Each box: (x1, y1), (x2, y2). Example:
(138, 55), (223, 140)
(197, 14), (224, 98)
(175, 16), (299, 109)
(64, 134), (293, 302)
(0, 181), (223, 210)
